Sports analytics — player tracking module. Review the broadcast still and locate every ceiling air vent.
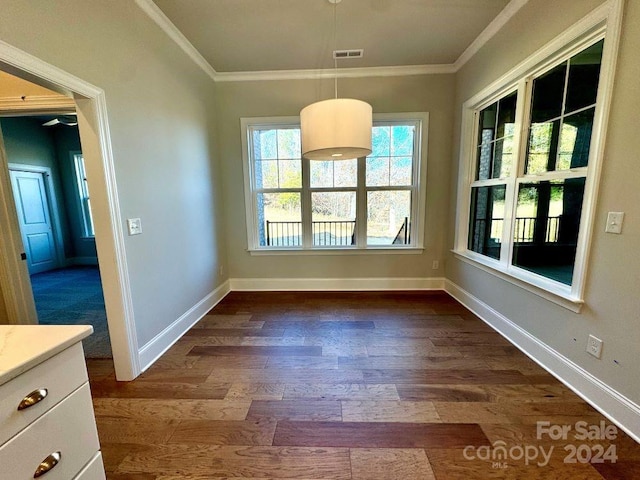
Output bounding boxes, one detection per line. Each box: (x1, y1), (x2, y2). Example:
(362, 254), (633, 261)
(333, 49), (364, 59)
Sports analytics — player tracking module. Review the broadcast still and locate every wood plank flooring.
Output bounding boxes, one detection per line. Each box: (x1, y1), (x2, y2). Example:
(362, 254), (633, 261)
(88, 291), (640, 479)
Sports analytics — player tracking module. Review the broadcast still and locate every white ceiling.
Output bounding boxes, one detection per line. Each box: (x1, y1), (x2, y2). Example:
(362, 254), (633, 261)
(152, 0), (512, 73)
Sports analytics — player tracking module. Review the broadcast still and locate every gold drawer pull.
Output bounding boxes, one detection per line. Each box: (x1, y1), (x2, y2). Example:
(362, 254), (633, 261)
(34, 451), (61, 478)
(17, 388), (48, 411)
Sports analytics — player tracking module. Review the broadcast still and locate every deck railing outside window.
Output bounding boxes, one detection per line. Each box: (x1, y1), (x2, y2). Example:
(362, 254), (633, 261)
(474, 215), (562, 244)
(265, 219), (414, 247)
(266, 220), (356, 247)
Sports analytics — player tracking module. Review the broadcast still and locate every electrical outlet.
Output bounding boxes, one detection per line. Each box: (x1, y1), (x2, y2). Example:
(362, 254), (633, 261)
(219, 265), (224, 277)
(586, 334), (603, 359)
(432, 260), (439, 270)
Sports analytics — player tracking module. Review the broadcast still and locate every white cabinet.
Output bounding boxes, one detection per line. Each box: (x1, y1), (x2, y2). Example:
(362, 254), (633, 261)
(74, 453), (105, 479)
(0, 326), (105, 480)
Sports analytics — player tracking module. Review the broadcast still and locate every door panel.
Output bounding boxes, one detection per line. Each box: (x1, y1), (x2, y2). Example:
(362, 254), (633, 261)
(27, 233), (53, 265)
(16, 175), (47, 224)
(9, 170), (58, 274)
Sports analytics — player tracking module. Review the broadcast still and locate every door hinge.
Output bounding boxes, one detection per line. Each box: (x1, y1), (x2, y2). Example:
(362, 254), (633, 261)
(20, 252), (27, 261)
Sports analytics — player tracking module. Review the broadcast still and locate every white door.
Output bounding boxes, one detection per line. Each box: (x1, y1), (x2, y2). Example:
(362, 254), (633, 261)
(9, 169), (59, 274)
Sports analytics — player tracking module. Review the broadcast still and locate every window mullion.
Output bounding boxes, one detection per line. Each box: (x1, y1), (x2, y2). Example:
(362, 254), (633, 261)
(309, 187), (358, 193)
(501, 180), (516, 264)
(356, 156), (367, 247)
(518, 169), (588, 183)
(256, 188), (303, 194)
(301, 157), (312, 248)
(409, 184), (419, 248)
(471, 178), (509, 188)
(365, 185), (413, 192)
(517, 78), (533, 178)
(503, 79), (530, 265)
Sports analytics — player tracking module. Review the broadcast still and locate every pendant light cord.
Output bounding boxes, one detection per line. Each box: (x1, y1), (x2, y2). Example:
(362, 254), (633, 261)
(334, 0), (338, 99)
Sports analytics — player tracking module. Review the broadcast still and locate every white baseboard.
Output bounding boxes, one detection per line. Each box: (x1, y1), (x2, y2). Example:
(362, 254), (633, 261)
(229, 277), (445, 291)
(444, 279), (640, 443)
(138, 280), (231, 371)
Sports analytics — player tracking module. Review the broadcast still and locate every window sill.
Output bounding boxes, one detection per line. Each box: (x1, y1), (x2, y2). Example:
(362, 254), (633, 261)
(452, 249), (584, 313)
(249, 247), (425, 256)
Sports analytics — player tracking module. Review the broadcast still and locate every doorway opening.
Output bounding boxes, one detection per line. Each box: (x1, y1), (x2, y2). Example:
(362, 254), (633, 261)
(0, 44), (139, 380)
(1, 104), (112, 358)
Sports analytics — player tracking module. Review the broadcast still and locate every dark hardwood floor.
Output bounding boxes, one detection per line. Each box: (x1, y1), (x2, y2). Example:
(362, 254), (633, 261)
(87, 291), (640, 479)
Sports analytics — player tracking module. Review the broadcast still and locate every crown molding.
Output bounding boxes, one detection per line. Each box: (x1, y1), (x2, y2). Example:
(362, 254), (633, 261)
(136, 0), (528, 82)
(0, 95), (76, 114)
(215, 64), (456, 82)
(134, 0), (217, 81)
(454, 0), (529, 71)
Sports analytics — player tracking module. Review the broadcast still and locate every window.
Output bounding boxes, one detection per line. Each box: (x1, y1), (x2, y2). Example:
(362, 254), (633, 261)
(455, 9), (620, 307)
(72, 153), (95, 237)
(242, 113), (427, 252)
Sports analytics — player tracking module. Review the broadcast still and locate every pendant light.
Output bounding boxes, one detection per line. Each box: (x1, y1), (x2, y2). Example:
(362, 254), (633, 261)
(300, 0), (372, 161)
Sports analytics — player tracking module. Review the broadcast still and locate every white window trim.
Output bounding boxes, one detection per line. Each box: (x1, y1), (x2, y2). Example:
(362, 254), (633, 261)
(453, 0), (623, 311)
(241, 112), (429, 255)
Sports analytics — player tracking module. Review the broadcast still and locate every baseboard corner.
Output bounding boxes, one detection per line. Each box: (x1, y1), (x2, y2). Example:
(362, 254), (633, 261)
(137, 279), (230, 372)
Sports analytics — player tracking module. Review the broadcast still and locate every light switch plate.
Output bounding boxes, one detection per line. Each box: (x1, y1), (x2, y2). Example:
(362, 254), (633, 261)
(605, 212), (624, 234)
(127, 218), (142, 235)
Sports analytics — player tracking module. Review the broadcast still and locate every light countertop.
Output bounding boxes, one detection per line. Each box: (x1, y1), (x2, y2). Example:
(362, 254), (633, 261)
(0, 325), (93, 385)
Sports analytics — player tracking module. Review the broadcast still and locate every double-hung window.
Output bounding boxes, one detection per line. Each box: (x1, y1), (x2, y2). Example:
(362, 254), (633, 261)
(72, 153), (95, 238)
(455, 6), (620, 308)
(242, 113), (428, 252)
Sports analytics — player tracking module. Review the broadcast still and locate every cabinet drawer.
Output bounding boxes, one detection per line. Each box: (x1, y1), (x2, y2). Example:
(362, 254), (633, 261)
(0, 342), (88, 446)
(0, 383), (100, 480)
(74, 452), (106, 480)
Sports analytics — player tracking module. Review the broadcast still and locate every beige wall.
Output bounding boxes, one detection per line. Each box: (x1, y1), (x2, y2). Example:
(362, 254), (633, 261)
(216, 75), (455, 279)
(448, 0), (640, 402)
(0, 1), (226, 346)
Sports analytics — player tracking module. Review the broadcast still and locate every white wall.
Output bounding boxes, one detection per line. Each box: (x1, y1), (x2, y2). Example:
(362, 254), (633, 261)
(0, 0), (226, 347)
(216, 75), (455, 281)
(448, 0), (640, 404)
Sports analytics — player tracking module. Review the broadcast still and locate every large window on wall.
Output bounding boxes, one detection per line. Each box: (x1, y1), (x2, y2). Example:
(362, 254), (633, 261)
(455, 11), (620, 307)
(241, 113), (428, 252)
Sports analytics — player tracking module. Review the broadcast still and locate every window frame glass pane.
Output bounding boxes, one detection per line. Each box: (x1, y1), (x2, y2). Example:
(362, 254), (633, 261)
(311, 191), (357, 247)
(366, 189), (413, 246)
(468, 185), (506, 260)
(475, 91), (518, 181)
(511, 178), (586, 286)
